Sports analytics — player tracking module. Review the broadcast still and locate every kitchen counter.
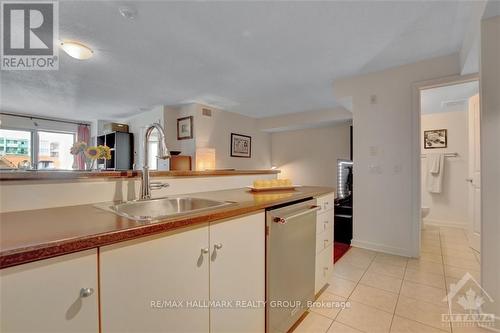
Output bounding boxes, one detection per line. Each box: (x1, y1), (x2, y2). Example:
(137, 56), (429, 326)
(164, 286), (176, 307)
(0, 186), (334, 269)
(0, 169), (279, 181)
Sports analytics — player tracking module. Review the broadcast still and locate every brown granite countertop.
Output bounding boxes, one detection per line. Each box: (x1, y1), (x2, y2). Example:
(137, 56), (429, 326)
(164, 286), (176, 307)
(0, 169), (279, 181)
(0, 186), (334, 269)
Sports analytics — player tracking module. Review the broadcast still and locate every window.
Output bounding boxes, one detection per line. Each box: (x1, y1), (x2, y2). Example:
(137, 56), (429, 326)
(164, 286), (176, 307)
(37, 131), (75, 170)
(0, 128), (76, 170)
(0, 129), (32, 169)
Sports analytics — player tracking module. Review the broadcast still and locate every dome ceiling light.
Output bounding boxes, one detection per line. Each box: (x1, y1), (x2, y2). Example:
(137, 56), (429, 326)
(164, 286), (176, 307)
(60, 41), (94, 60)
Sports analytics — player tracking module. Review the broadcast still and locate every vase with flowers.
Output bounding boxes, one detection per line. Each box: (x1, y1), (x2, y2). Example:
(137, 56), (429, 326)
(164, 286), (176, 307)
(70, 142), (112, 171)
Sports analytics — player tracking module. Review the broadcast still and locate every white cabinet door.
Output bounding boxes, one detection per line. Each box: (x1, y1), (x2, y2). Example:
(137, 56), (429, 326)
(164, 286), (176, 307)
(100, 224), (210, 333)
(317, 193), (335, 214)
(0, 249), (99, 333)
(316, 210), (334, 235)
(315, 193), (335, 294)
(209, 213), (265, 333)
(315, 245), (334, 294)
(316, 225), (334, 254)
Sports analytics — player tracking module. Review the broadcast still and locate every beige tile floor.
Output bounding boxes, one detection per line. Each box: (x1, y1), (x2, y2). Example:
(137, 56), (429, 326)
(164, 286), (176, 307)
(293, 226), (491, 333)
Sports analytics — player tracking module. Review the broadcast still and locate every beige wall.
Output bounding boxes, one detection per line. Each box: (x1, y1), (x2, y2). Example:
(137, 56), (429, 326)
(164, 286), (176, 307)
(126, 103), (272, 171)
(271, 123), (351, 188)
(421, 110), (469, 227)
(480, 15), (500, 327)
(164, 104), (197, 160)
(193, 104), (272, 170)
(334, 54), (461, 256)
(258, 107), (352, 132)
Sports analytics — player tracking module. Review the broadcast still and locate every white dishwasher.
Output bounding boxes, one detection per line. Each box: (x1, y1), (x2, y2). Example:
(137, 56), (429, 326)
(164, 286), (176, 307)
(266, 198), (319, 333)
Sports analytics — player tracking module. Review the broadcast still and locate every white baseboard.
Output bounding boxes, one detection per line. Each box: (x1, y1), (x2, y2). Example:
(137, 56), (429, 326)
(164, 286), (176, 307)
(423, 218), (467, 228)
(351, 239), (413, 258)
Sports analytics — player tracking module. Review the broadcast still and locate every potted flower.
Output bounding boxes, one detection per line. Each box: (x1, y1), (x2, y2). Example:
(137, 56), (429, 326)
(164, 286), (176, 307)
(70, 142), (112, 170)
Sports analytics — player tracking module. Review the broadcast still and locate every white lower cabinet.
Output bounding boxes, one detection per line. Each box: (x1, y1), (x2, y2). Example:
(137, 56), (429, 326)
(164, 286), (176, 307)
(315, 224), (334, 254)
(315, 193), (335, 294)
(209, 213), (265, 333)
(100, 223), (210, 333)
(315, 244), (334, 293)
(0, 249), (99, 333)
(100, 212), (265, 333)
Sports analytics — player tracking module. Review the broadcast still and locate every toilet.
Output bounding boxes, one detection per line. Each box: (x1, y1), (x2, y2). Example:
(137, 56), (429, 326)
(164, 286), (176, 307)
(421, 207), (430, 218)
(421, 207), (430, 229)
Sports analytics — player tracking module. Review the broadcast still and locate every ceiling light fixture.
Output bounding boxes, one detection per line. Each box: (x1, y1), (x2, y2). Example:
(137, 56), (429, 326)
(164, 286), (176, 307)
(60, 41), (94, 60)
(119, 6), (137, 19)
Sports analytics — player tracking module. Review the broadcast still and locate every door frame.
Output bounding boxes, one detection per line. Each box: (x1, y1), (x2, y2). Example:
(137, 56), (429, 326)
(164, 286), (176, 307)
(410, 73), (479, 257)
(467, 93), (481, 252)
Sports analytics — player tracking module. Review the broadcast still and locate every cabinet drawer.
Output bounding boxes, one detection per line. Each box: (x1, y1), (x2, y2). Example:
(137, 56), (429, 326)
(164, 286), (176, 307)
(317, 193), (335, 214)
(316, 225), (333, 254)
(316, 211), (334, 235)
(315, 244), (333, 294)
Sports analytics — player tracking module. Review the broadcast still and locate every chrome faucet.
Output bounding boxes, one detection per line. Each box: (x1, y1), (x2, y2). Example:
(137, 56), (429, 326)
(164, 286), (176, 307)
(140, 123), (171, 200)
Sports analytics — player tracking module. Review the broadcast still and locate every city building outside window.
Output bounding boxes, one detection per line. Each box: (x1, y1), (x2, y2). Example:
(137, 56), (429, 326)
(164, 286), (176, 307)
(0, 129), (75, 170)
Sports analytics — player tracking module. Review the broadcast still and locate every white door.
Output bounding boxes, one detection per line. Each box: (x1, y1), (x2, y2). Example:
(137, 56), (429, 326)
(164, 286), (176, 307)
(100, 224), (210, 333)
(209, 213), (265, 333)
(467, 93), (481, 252)
(0, 250), (99, 333)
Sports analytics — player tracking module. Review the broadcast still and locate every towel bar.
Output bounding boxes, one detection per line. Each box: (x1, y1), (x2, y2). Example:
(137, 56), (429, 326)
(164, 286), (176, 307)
(421, 152), (458, 158)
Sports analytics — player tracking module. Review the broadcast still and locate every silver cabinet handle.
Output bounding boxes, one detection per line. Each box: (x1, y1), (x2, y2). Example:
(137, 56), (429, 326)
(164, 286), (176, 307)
(466, 178), (473, 183)
(201, 248), (209, 254)
(324, 221), (328, 230)
(211, 244), (223, 262)
(80, 288), (94, 298)
(274, 205), (321, 224)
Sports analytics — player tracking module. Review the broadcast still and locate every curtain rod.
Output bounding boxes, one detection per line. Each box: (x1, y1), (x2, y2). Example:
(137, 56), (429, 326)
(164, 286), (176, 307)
(0, 112), (90, 127)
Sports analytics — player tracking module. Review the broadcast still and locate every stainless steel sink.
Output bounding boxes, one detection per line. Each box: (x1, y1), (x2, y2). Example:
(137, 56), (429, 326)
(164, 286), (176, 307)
(99, 197), (232, 222)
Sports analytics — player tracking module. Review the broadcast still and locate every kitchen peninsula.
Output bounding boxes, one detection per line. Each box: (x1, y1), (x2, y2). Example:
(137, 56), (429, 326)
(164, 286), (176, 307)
(0, 181), (335, 333)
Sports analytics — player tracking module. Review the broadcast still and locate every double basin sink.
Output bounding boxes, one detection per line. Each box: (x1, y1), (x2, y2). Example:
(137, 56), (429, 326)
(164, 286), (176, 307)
(99, 197), (232, 222)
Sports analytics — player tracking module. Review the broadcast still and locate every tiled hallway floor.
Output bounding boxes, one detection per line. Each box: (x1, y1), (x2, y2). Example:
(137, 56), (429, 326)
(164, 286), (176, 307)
(293, 226), (489, 333)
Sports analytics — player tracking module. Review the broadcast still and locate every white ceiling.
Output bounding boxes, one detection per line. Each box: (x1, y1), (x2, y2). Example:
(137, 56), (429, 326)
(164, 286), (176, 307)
(0, 1), (483, 121)
(421, 81), (479, 114)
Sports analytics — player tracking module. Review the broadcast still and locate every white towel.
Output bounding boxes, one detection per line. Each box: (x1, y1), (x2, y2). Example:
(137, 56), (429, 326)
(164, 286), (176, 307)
(426, 153), (445, 194)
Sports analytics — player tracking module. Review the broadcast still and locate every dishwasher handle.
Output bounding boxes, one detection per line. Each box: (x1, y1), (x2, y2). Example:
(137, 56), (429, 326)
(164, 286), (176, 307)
(273, 205), (320, 224)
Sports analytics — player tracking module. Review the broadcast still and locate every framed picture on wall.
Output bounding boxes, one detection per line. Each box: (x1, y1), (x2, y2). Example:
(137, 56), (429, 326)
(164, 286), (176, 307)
(424, 129), (447, 149)
(177, 116), (193, 140)
(230, 133), (251, 158)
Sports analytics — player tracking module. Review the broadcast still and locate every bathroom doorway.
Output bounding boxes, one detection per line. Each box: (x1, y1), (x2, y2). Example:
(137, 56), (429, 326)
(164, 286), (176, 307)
(416, 76), (481, 256)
